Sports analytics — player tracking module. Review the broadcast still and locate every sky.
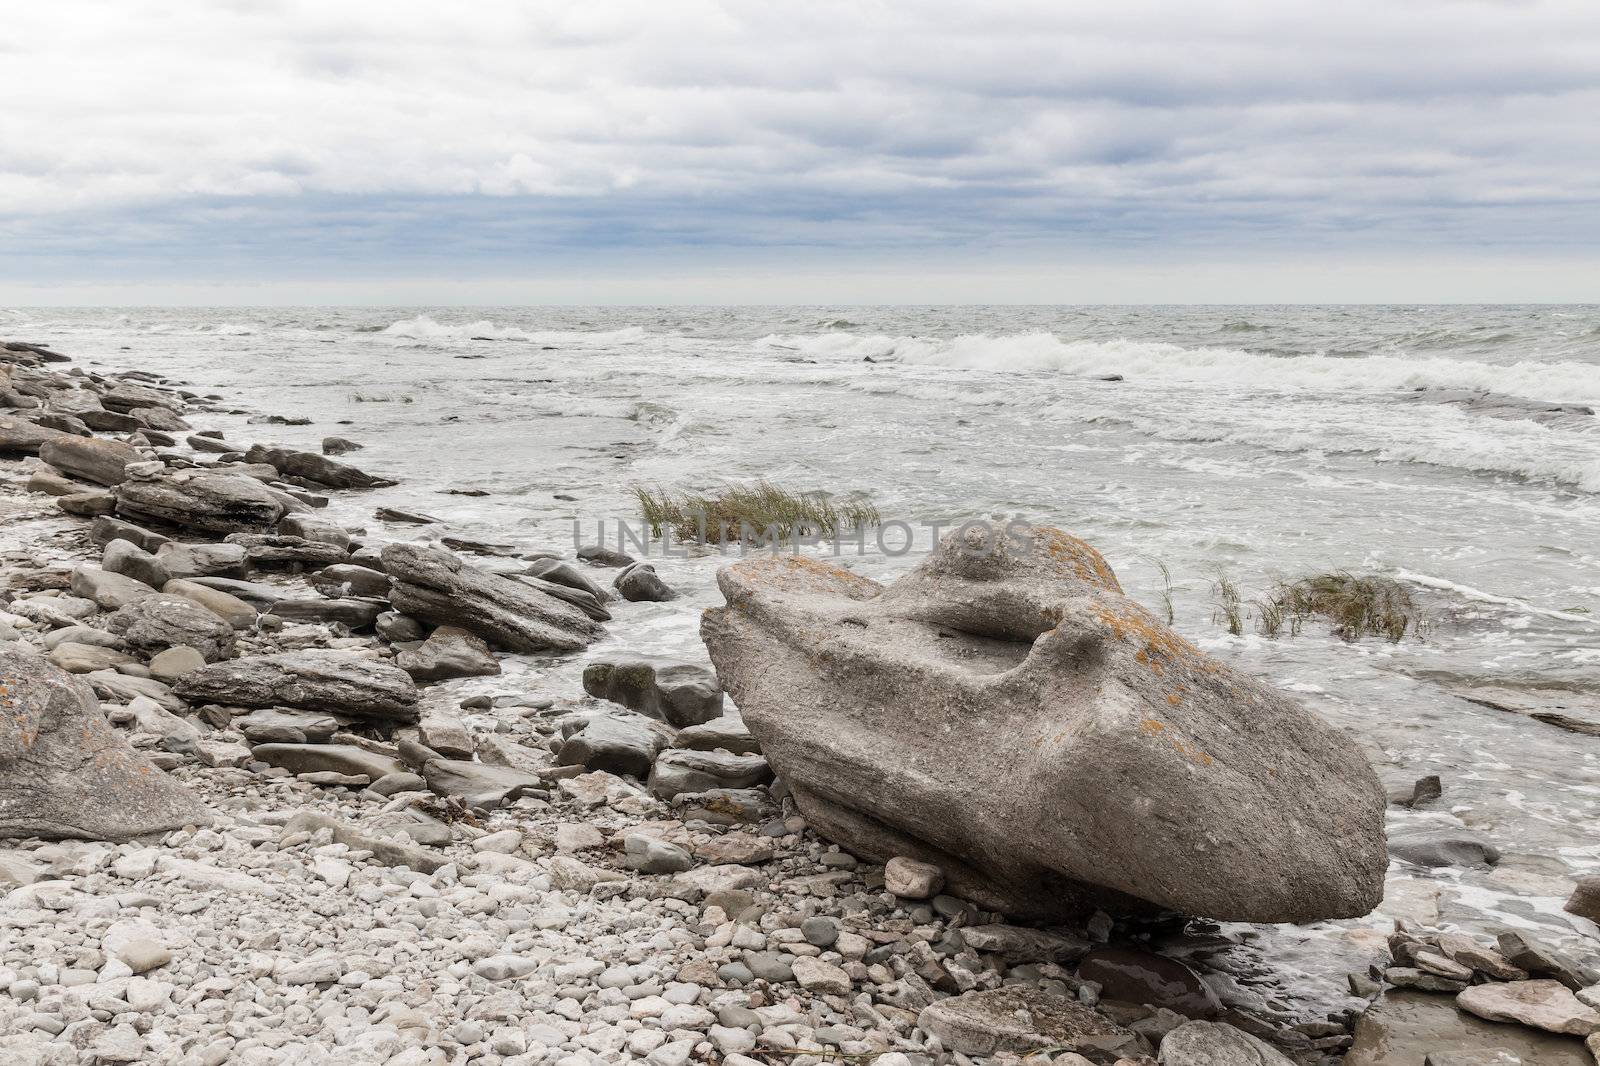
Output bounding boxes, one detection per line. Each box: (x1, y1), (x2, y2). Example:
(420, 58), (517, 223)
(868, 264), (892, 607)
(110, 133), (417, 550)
(3, 0), (1600, 304)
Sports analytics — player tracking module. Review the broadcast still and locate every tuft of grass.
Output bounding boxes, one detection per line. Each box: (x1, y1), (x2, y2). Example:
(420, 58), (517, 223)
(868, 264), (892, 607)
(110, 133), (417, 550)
(1142, 556), (1175, 625)
(1211, 571), (1244, 636)
(634, 481), (878, 544)
(1259, 571), (1423, 642)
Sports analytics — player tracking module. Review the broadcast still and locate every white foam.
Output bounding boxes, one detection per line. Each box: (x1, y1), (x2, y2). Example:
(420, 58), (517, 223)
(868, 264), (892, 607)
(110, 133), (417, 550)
(381, 314), (648, 346)
(1396, 570), (1598, 623)
(759, 331), (1600, 406)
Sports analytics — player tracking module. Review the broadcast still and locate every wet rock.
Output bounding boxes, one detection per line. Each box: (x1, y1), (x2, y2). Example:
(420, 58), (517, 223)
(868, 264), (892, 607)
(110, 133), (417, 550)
(1436, 933), (1527, 981)
(107, 594), (237, 661)
(583, 655), (724, 727)
(1388, 829), (1501, 868)
(1078, 945), (1222, 1018)
(250, 743), (406, 780)
(38, 436), (140, 486)
(649, 749), (771, 799)
(174, 649), (420, 721)
(70, 565), (156, 611)
(885, 856), (945, 899)
(383, 542), (605, 653)
(154, 541), (248, 580)
(1157, 1020), (1293, 1064)
(1383, 966), (1468, 993)
(277, 513), (353, 549)
(161, 579), (258, 629)
(0, 647), (209, 840)
(396, 625), (501, 681)
(244, 444), (397, 488)
(1564, 875), (1600, 923)
(525, 558), (611, 603)
(321, 435), (361, 455)
(1456, 979), (1600, 1036)
(1387, 774), (1443, 808)
(520, 573), (612, 622)
(916, 985), (1142, 1057)
(557, 714), (669, 778)
(115, 471), (285, 534)
(615, 561), (679, 602)
(701, 523), (1388, 921)
(375, 506), (439, 524)
(1496, 931), (1597, 990)
(1347, 989), (1592, 1064)
(577, 543), (635, 567)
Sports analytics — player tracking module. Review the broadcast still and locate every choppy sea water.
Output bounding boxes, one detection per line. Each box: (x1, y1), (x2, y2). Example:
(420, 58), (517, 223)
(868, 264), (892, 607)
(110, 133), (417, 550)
(7, 304), (1600, 1022)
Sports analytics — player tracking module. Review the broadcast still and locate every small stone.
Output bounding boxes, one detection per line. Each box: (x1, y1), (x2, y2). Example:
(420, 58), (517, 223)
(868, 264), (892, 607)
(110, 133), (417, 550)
(884, 855), (944, 899)
(801, 916), (839, 948)
(791, 956), (852, 995)
(626, 833), (694, 874)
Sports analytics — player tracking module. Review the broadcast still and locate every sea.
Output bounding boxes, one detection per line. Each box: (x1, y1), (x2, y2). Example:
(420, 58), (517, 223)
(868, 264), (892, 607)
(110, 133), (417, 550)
(6, 303), (1600, 1019)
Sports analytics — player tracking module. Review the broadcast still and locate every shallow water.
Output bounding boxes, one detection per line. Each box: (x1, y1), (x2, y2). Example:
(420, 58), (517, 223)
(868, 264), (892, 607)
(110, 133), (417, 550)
(8, 303), (1600, 1022)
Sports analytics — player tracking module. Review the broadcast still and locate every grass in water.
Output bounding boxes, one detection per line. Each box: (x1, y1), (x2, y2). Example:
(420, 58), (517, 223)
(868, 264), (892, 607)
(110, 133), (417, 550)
(1259, 571), (1423, 642)
(634, 481), (879, 544)
(1142, 556), (1176, 625)
(1211, 571), (1244, 636)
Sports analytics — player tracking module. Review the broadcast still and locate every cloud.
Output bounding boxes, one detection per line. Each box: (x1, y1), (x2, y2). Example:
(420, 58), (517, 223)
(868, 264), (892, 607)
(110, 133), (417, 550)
(2, 0), (1600, 294)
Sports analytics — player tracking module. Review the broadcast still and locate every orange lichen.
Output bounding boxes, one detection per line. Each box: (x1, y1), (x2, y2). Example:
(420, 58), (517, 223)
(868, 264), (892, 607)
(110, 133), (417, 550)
(1036, 528), (1123, 591)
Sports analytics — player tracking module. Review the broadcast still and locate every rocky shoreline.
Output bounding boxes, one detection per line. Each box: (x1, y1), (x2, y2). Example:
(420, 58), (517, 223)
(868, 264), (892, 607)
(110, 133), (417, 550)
(2, 338), (1599, 1066)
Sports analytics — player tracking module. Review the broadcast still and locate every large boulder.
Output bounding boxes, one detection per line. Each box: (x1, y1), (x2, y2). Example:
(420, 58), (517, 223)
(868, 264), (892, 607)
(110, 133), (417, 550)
(0, 647), (209, 840)
(39, 436), (140, 486)
(395, 625), (501, 681)
(382, 543), (605, 653)
(699, 524), (1387, 922)
(114, 471), (285, 534)
(0, 414), (69, 455)
(106, 595), (237, 662)
(174, 650), (419, 722)
(244, 444), (397, 489)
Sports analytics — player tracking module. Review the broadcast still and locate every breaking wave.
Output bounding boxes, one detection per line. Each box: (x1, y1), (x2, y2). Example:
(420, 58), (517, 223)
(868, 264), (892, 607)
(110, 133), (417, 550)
(759, 332), (1600, 407)
(380, 314), (648, 346)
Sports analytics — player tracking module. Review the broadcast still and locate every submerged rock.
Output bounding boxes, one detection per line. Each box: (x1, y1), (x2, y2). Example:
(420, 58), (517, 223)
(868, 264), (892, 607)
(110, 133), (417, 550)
(0, 648), (209, 840)
(174, 649), (419, 721)
(700, 524), (1387, 922)
(383, 542), (605, 653)
(244, 444), (397, 489)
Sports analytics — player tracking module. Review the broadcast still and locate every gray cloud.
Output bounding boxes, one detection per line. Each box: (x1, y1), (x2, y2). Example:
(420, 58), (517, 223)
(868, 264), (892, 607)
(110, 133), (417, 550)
(2, 0), (1599, 296)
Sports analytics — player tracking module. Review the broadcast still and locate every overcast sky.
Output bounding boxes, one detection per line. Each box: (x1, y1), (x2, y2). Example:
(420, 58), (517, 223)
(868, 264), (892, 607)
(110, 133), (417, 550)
(4, 1), (1599, 304)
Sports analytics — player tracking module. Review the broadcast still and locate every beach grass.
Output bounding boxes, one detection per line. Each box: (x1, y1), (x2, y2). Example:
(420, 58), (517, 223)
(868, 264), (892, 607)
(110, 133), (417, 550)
(633, 481), (879, 544)
(1259, 571), (1422, 642)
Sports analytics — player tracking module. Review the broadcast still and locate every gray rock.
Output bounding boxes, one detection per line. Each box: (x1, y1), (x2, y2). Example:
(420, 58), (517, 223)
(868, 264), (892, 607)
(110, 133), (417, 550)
(650, 749), (771, 799)
(102, 539), (170, 589)
(39, 436), (140, 486)
(42, 625), (123, 651)
(1388, 829), (1501, 868)
(615, 561), (679, 602)
(176, 576), (282, 608)
(106, 594), (237, 662)
(674, 715), (761, 755)
(244, 444), (397, 489)
(281, 810), (446, 873)
(89, 516), (170, 554)
(376, 611), (429, 642)
(583, 655), (724, 727)
(174, 649), (420, 721)
(161, 580), (258, 629)
(0, 413), (70, 455)
(48, 641), (137, 673)
(959, 924), (1091, 963)
(26, 467), (84, 496)
(0, 647), (209, 840)
(146, 646), (207, 682)
(625, 833), (695, 873)
(556, 714), (669, 778)
(310, 563), (389, 598)
(322, 436), (362, 455)
(383, 542), (605, 653)
(396, 625), (501, 680)
(675, 788), (776, 826)
(278, 514), (353, 550)
(268, 598), (385, 628)
(1157, 1020), (1294, 1064)
(154, 541), (248, 580)
(1078, 945), (1222, 1017)
(885, 855), (944, 899)
(70, 566), (156, 611)
(576, 544), (635, 567)
(917, 986), (1141, 1057)
(1496, 931), (1597, 991)
(1456, 980), (1600, 1036)
(235, 707), (342, 744)
(251, 743), (406, 780)
(115, 471), (285, 533)
(525, 558), (611, 603)
(223, 533), (348, 566)
(419, 756), (542, 808)
(416, 712), (476, 757)
(57, 489), (117, 516)
(700, 523), (1388, 922)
